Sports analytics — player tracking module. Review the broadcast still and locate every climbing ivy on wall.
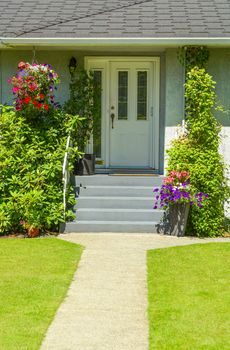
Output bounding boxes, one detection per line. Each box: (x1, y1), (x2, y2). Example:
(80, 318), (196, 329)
(167, 64), (229, 236)
(177, 45), (210, 71)
(165, 46), (230, 236)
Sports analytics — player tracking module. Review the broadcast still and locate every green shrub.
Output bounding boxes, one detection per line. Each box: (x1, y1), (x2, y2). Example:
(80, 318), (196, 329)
(64, 68), (101, 153)
(0, 105), (80, 235)
(167, 67), (229, 237)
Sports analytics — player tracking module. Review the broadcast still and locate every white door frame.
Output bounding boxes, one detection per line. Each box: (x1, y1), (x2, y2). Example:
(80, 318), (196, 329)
(85, 56), (160, 169)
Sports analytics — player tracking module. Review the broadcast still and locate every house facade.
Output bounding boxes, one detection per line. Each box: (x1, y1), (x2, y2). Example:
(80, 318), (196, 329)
(1, 0), (230, 174)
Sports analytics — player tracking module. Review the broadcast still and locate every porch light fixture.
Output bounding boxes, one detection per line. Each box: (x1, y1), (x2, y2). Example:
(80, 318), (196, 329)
(68, 57), (77, 74)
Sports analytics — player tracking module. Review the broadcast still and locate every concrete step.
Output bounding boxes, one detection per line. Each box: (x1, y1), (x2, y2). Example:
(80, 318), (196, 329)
(76, 208), (163, 222)
(64, 220), (160, 233)
(75, 196), (155, 209)
(79, 186), (155, 197)
(73, 175), (163, 187)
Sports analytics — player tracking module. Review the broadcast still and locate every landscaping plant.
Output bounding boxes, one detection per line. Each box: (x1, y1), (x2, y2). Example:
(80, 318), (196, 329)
(64, 68), (95, 152)
(64, 67), (101, 153)
(0, 62), (81, 235)
(167, 67), (229, 236)
(153, 170), (208, 209)
(8, 61), (60, 113)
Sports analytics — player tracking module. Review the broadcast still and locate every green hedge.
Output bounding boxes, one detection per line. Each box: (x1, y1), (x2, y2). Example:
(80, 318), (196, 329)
(0, 106), (80, 234)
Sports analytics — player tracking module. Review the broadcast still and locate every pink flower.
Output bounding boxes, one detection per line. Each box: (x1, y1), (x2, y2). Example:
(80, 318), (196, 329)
(18, 61), (27, 70)
(12, 87), (19, 93)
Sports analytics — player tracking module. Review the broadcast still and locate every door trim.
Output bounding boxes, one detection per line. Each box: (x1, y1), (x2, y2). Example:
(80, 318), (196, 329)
(85, 56), (160, 170)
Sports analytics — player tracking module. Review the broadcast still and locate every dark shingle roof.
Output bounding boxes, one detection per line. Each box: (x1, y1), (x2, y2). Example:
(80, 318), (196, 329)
(0, 0), (230, 38)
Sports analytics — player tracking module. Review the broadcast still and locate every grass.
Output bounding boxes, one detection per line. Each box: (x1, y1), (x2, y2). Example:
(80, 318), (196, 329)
(148, 243), (230, 350)
(0, 237), (83, 350)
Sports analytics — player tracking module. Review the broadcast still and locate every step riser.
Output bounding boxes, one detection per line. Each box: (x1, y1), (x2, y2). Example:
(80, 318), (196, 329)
(65, 175), (163, 233)
(76, 210), (163, 222)
(73, 175), (163, 187)
(75, 198), (155, 210)
(79, 187), (155, 197)
(64, 222), (159, 233)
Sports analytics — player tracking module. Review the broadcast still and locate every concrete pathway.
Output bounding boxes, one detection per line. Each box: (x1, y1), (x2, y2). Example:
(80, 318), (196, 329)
(41, 233), (229, 350)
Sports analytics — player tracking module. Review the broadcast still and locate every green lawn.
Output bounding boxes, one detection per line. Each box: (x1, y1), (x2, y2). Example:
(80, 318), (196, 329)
(0, 237), (83, 350)
(148, 243), (230, 350)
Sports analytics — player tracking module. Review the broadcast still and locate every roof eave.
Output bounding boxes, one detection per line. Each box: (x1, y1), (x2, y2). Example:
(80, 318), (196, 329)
(1, 37), (230, 48)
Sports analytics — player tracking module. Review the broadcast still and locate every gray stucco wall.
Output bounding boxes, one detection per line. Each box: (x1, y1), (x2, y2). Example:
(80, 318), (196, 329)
(165, 49), (184, 127)
(208, 49), (230, 167)
(0, 47), (229, 171)
(164, 49), (184, 172)
(208, 49), (230, 127)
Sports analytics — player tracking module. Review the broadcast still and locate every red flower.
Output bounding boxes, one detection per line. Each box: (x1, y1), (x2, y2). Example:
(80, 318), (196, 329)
(18, 61), (27, 70)
(23, 96), (31, 104)
(39, 93), (45, 99)
(36, 103), (42, 109)
(44, 104), (49, 110)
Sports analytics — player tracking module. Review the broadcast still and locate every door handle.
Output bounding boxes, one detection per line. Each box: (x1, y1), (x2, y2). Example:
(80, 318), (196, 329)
(111, 113), (115, 129)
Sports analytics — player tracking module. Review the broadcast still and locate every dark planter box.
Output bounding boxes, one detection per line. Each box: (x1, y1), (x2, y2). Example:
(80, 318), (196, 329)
(74, 153), (95, 175)
(168, 203), (190, 237)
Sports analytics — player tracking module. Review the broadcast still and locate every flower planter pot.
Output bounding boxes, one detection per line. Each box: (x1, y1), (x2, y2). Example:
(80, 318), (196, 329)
(74, 154), (95, 176)
(168, 203), (190, 237)
(28, 227), (40, 238)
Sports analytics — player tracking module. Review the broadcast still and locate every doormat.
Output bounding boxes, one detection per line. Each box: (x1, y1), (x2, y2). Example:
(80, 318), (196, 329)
(109, 173), (159, 176)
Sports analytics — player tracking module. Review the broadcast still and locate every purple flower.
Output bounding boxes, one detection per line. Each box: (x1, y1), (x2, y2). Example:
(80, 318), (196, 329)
(153, 205), (158, 209)
(153, 188), (159, 192)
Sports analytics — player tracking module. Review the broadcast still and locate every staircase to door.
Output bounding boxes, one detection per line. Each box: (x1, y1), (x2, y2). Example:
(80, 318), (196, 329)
(64, 175), (164, 233)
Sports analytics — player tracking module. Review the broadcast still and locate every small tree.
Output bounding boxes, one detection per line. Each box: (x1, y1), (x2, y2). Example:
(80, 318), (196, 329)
(167, 67), (229, 236)
(64, 68), (101, 153)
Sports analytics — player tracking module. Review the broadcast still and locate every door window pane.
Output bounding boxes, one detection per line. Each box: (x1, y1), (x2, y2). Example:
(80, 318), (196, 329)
(93, 70), (102, 158)
(118, 71), (128, 120)
(137, 71), (147, 120)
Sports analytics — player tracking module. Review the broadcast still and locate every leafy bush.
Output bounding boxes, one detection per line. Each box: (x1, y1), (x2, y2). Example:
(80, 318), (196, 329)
(167, 67), (230, 237)
(0, 105), (80, 235)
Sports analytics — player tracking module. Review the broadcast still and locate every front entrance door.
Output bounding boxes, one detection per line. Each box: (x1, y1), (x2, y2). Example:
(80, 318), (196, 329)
(109, 61), (154, 167)
(85, 57), (160, 170)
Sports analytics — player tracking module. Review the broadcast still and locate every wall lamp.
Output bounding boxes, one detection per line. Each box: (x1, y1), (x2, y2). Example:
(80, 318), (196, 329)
(68, 57), (77, 75)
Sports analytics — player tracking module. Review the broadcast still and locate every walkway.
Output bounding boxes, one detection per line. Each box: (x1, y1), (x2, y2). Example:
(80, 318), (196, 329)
(41, 233), (229, 350)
